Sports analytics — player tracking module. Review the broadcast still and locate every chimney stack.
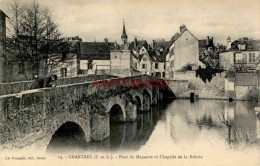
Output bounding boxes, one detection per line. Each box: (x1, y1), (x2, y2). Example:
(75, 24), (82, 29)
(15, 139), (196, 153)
(226, 36), (232, 50)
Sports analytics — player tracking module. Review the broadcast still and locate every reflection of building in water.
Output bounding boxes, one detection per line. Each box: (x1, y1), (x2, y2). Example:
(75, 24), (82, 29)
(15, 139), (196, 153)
(233, 101), (258, 141)
(224, 102), (235, 121)
(257, 117), (260, 139)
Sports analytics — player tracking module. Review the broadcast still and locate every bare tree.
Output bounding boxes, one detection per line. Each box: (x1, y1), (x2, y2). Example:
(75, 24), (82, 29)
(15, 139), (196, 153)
(6, 0), (78, 79)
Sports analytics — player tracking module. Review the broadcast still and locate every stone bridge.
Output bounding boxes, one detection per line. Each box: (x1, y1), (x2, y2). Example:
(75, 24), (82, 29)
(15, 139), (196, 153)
(0, 75), (173, 152)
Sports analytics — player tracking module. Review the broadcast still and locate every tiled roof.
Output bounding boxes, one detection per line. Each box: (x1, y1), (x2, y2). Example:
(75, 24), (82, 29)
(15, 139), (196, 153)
(129, 40), (148, 50)
(80, 42), (115, 60)
(148, 51), (166, 62)
(199, 40), (207, 48)
(153, 41), (172, 50)
(235, 73), (257, 86)
(229, 39), (260, 51)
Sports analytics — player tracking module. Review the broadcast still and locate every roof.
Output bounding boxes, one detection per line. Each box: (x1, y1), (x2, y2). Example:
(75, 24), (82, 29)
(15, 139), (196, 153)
(148, 51), (166, 62)
(153, 41), (172, 50)
(199, 40), (207, 48)
(0, 9), (8, 18)
(80, 42), (115, 60)
(235, 73), (257, 86)
(170, 28), (198, 43)
(129, 40), (148, 50)
(229, 38), (260, 51)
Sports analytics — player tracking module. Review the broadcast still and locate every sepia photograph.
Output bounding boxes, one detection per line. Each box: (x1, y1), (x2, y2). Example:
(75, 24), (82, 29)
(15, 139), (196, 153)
(0, 0), (259, 165)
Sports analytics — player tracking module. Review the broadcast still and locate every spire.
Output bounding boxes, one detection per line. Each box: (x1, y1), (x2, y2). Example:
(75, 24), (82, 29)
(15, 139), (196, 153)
(121, 19), (128, 44)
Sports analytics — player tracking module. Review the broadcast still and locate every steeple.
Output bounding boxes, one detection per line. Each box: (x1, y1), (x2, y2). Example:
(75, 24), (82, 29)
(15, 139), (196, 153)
(121, 19), (128, 44)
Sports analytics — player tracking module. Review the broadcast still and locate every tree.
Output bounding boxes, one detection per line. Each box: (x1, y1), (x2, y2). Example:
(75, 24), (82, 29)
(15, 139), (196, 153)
(6, 0), (77, 79)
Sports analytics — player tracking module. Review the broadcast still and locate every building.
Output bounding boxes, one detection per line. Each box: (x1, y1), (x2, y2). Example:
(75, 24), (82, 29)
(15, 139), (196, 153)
(149, 51), (166, 77)
(199, 36), (221, 68)
(51, 37), (81, 78)
(219, 37), (260, 71)
(79, 42), (115, 75)
(110, 21), (141, 77)
(171, 25), (201, 72)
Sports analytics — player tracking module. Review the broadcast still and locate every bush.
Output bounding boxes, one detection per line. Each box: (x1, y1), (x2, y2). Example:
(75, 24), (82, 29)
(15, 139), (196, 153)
(196, 66), (224, 83)
(244, 89), (258, 101)
(177, 64), (193, 72)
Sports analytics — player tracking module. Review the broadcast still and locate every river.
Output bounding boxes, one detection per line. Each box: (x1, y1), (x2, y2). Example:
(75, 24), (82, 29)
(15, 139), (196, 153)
(47, 99), (260, 165)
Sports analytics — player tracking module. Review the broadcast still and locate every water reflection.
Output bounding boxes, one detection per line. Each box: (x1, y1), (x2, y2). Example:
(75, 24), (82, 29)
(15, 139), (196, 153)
(47, 99), (260, 156)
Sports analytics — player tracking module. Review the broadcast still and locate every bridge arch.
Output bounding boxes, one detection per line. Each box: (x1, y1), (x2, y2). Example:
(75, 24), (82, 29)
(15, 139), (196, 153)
(129, 90), (143, 112)
(109, 104), (125, 122)
(105, 96), (126, 122)
(46, 121), (87, 153)
(44, 113), (91, 152)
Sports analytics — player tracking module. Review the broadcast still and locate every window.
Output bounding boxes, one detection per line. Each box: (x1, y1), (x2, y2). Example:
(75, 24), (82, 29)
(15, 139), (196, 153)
(249, 53), (255, 63)
(142, 64), (147, 69)
(62, 52), (67, 61)
(234, 53), (246, 63)
(134, 63), (137, 69)
(143, 58), (147, 61)
(88, 60), (93, 69)
(155, 63), (159, 69)
(162, 72), (165, 77)
(164, 64), (166, 69)
(115, 56), (117, 59)
(61, 68), (67, 77)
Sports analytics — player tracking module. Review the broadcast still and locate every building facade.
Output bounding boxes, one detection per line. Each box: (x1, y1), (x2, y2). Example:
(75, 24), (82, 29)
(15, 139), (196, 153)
(219, 37), (260, 71)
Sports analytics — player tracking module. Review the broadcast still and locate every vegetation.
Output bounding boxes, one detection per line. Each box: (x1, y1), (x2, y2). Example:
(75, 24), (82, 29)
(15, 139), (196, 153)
(6, 0), (77, 78)
(196, 66), (224, 83)
(177, 63), (193, 72)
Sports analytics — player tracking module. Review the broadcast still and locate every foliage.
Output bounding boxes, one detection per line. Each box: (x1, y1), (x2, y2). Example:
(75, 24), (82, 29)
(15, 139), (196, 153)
(196, 66), (224, 83)
(177, 64), (193, 72)
(6, 0), (77, 78)
(244, 89), (258, 101)
(225, 70), (235, 79)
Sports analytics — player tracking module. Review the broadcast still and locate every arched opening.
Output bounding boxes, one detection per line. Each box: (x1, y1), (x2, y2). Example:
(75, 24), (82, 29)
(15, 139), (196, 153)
(46, 122), (87, 153)
(190, 93), (195, 102)
(143, 89), (151, 111)
(110, 104), (124, 123)
(109, 104), (125, 151)
(135, 96), (142, 111)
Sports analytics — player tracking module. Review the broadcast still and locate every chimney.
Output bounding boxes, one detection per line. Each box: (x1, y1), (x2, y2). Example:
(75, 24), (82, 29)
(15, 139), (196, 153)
(206, 36), (210, 45)
(152, 40), (156, 49)
(134, 37), (137, 48)
(226, 36), (232, 50)
(179, 24), (187, 33)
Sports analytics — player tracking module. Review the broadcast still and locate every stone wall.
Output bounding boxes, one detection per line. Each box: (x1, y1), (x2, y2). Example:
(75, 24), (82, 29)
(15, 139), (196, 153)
(172, 71), (227, 99)
(168, 80), (189, 96)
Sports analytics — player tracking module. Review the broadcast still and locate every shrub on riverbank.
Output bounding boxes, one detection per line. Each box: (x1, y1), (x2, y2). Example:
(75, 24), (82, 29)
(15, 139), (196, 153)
(244, 90), (258, 101)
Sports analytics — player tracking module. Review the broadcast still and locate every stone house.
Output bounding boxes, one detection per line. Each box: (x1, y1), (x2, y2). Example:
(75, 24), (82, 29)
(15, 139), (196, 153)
(170, 25), (201, 72)
(149, 51), (166, 78)
(219, 37), (260, 71)
(137, 50), (152, 75)
(165, 25), (205, 79)
(79, 42), (115, 75)
(152, 41), (172, 78)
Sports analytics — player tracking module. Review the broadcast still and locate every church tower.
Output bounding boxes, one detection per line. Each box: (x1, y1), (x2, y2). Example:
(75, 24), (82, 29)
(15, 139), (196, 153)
(121, 20), (128, 44)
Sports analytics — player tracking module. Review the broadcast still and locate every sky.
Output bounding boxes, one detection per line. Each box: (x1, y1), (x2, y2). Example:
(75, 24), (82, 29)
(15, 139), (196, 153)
(0, 0), (259, 44)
